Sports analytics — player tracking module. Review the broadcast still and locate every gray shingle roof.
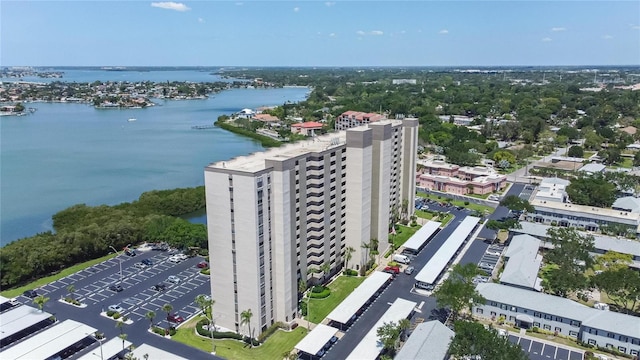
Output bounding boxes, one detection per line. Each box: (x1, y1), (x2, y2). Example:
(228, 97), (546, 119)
(612, 196), (640, 214)
(395, 321), (454, 360)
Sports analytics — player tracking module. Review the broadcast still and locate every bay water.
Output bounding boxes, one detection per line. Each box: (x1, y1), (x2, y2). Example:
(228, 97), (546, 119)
(1, 85), (309, 245)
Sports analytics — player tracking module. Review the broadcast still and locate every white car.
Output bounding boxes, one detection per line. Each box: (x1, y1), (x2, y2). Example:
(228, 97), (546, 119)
(108, 304), (124, 313)
(167, 275), (181, 284)
(168, 256), (181, 263)
(175, 253), (188, 260)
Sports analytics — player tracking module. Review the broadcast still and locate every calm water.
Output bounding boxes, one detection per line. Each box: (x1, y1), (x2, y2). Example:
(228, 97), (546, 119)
(1, 87), (309, 245)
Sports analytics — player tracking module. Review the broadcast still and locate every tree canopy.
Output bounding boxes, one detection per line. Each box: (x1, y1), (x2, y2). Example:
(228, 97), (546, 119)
(499, 195), (534, 213)
(566, 174), (617, 208)
(448, 321), (529, 360)
(433, 263), (485, 320)
(543, 227), (595, 297)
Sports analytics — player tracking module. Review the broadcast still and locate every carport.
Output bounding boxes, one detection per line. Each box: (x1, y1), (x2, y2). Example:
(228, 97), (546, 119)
(401, 221), (441, 254)
(76, 337), (132, 360)
(516, 314), (533, 329)
(294, 324), (338, 358)
(326, 271), (392, 330)
(0, 305), (55, 348)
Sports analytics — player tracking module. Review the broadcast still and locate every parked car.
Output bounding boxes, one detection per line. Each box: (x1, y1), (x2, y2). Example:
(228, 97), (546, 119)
(108, 304), (124, 313)
(404, 266), (415, 275)
(133, 263), (146, 269)
(167, 313), (184, 323)
(109, 284), (124, 292)
(152, 284), (166, 291)
(141, 258), (153, 266)
(383, 266), (400, 275)
(175, 253), (188, 260)
(197, 261), (209, 268)
(23, 289), (38, 298)
(166, 275), (180, 284)
(125, 249), (136, 257)
(168, 256), (181, 263)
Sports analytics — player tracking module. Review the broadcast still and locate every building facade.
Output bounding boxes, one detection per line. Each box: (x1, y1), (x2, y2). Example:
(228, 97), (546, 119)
(204, 119), (418, 335)
(474, 283), (640, 356)
(334, 111), (386, 131)
(416, 160), (507, 195)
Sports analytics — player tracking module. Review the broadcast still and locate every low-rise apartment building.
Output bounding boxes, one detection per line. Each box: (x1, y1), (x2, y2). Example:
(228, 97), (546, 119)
(334, 111), (386, 131)
(204, 118), (418, 335)
(416, 160), (507, 195)
(474, 283), (640, 356)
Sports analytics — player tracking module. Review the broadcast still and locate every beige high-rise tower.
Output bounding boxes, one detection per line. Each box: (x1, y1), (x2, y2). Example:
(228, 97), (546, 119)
(204, 118), (418, 335)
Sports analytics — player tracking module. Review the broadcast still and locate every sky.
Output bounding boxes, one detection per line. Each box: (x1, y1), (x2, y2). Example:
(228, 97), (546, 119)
(1, 1), (639, 67)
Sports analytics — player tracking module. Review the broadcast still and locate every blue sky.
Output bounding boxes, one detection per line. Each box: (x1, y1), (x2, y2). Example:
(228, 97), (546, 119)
(2, 1), (639, 66)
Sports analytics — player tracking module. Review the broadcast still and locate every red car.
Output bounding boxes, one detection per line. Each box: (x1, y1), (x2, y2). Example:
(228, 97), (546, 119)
(167, 313), (184, 323)
(197, 261), (209, 269)
(383, 266), (400, 275)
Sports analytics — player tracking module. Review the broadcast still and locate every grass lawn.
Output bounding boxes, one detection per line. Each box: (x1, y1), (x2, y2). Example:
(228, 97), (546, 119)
(1, 253), (118, 298)
(416, 193), (494, 215)
(584, 151), (595, 158)
(415, 209), (434, 219)
(617, 157), (633, 169)
(173, 319), (308, 360)
(391, 225), (419, 249)
(308, 275), (365, 323)
(439, 213), (454, 226)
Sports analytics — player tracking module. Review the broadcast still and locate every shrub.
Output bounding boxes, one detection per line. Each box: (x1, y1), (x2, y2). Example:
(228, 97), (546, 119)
(243, 336), (260, 346)
(168, 327), (177, 336)
(106, 310), (115, 317)
(464, 201), (469, 205)
(122, 316), (129, 322)
(113, 312), (121, 320)
(344, 269), (358, 276)
(152, 326), (166, 336)
(200, 268), (210, 275)
(299, 301), (308, 316)
(309, 286), (331, 299)
(258, 321), (287, 342)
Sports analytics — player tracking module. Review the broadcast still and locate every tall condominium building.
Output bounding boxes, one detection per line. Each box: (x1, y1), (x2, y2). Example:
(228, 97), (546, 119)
(204, 118), (418, 335)
(334, 111), (387, 131)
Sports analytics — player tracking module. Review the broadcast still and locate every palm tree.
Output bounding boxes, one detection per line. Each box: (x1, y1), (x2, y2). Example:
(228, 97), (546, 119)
(145, 311), (155, 329)
(66, 284), (76, 301)
(195, 294), (216, 354)
(118, 333), (128, 350)
(162, 303), (173, 325)
(361, 242), (371, 271)
(116, 319), (125, 336)
(398, 318), (411, 342)
(240, 309), (254, 347)
(33, 295), (50, 312)
(344, 246), (355, 271)
(320, 263), (331, 283)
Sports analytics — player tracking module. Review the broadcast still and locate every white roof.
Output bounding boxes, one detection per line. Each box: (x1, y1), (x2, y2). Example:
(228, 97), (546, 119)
(0, 305), (53, 342)
(294, 324), (339, 355)
(76, 337), (132, 360)
(0, 319), (96, 359)
(578, 163), (606, 173)
(612, 196), (640, 213)
(395, 321), (454, 360)
(402, 221), (441, 251)
(326, 271), (392, 324)
(130, 343), (189, 360)
(540, 177), (571, 186)
(415, 216), (480, 284)
(347, 298), (417, 360)
(0, 295), (11, 305)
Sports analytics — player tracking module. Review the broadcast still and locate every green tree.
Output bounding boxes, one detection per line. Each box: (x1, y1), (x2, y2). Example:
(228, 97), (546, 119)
(596, 251), (633, 271)
(448, 321), (529, 360)
(591, 268), (640, 313)
(344, 246), (355, 271)
(566, 174), (617, 207)
(432, 263), (485, 321)
(195, 294), (216, 353)
(633, 152), (640, 167)
(66, 284), (76, 300)
(33, 295), (50, 312)
(543, 227), (595, 297)
(493, 151), (516, 165)
(162, 303), (173, 323)
(118, 333), (128, 350)
(567, 145), (584, 158)
(145, 311), (156, 328)
(499, 195), (534, 213)
(240, 308), (254, 347)
(320, 263), (331, 283)
(376, 321), (402, 354)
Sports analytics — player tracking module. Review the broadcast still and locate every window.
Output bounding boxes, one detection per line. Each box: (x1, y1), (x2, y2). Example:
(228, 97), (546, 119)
(608, 332), (615, 339)
(500, 304), (508, 310)
(490, 311), (496, 316)
(631, 350), (638, 356)
(618, 347), (626, 353)
(476, 308), (483, 314)
(544, 314), (552, 320)
(569, 331), (578, 337)
(534, 312), (542, 318)
(509, 316), (515, 322)
(533, 322), (540, 328)
(606, 344), (613, 350)
(555, 327), (561, 332)
(632, 338), (640, 345)
(588, 339), (596, 345)
(570, 320), (580, 327)
(490, 301), (497, 306)
(510, 306), (517, 312)
(543, 325), (551, 330)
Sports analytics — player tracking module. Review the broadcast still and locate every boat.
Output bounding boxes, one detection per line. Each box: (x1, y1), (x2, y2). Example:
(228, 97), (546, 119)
(127, 118), (137, 122)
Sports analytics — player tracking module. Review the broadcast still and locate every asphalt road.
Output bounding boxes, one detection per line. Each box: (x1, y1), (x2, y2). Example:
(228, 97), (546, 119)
(17, 248), (220, 359)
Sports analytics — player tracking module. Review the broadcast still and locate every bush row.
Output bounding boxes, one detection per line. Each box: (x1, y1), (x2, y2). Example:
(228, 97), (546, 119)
(309, 286), (331, 299)
(195, 319), (259, 345)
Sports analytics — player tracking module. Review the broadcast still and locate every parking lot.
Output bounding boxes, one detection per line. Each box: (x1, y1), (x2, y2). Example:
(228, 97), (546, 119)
(509, 334), (583, 360)
(519, 184), (536, 201)
(23, 247), (211, 329)
(476, 243), (504, 276)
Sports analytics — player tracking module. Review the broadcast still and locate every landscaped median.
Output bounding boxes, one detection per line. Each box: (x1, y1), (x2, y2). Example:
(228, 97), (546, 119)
(171, 314), (308, 360)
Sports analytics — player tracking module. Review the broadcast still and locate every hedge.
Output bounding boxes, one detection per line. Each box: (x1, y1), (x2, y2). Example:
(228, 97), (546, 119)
(309, 286), (331, 299)
(106, 310), (115, 317)
(196, 319), (258, 345)
(344, 269), (358, 276)
(299, 301), (308, 316)
(257, 321), (288, 342)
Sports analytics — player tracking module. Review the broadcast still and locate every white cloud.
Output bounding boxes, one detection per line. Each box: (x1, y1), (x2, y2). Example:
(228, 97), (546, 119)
(198, 17), (205, 23)
(356, 30), (366, 36)
(631, 24), (640, 30)
(329, 33), (336, 37)
(602, 34), (613, 39)
(325, 1), (335, 6)
(293, 7), (300, 12)
(150, 2), (190, 11)
(370, 30), (383, 36)
(438, 29), (449, 34)
(551, 27), (566, 32)
(356, 30), (383, 36)
(541, 37), (552, 42)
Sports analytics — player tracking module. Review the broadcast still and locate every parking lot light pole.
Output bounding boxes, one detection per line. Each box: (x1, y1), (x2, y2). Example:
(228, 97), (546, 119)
(109, 246), (123, 285)
(86, 332), (104, 360)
